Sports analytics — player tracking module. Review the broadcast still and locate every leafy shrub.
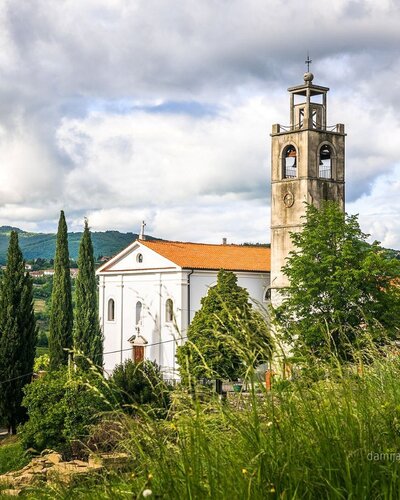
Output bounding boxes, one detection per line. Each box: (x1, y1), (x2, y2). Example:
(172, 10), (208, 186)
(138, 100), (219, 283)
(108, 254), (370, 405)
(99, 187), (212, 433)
(19, 369), (67, 452)
(111, 360), (171, 418)
(33, 354), (50, 373)
(19, 368), (114, 455)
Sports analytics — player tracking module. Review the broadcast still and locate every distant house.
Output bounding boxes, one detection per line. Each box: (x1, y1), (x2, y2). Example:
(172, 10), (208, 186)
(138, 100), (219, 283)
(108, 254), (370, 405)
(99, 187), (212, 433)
(29, 268), (78, 278)
(25, 263), (32, 271)
(70, 268), (79, 278)
(97, 239), (271, 378)
(29, 270), (45, 278)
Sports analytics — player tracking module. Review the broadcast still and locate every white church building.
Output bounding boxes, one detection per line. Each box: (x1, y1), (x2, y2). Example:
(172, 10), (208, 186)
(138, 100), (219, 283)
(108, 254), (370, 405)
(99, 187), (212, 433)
(97, 238), (271, 377)
(97, 69), (345, 378)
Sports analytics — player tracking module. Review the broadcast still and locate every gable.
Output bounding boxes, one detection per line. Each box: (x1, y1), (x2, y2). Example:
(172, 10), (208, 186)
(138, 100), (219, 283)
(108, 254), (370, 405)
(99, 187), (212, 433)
(97, 241), (179, 274)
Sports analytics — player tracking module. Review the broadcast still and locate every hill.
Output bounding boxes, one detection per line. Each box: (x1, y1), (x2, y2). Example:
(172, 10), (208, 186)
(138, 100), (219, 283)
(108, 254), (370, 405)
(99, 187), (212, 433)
(0, 226), (149, 265)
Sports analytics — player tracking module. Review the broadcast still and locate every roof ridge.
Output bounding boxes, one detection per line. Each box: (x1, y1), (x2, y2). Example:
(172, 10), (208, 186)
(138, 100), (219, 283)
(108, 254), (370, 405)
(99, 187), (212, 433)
(141, 239), (267, 248)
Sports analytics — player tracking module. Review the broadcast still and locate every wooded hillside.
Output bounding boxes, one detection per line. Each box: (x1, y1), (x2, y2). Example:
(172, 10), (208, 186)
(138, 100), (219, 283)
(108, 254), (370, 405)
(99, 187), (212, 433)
(0, 226), (144, 264)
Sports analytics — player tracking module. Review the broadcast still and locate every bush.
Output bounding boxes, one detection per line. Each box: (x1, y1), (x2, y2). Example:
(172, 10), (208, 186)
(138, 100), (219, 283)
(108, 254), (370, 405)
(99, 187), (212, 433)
(36, 331), (49, 347)
(111, 360), (171, 418)
(33, 353), (50, 372)
(19, 368), (114, 455)
(19, 369), (67, 452)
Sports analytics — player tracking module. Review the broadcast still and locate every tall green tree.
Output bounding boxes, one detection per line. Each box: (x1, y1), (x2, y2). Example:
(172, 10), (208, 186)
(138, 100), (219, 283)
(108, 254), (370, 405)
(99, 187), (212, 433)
(275, 202), (400, 359)
(177, 269), (273, 382)
(74, 218), (103, 368)
(0, 231), (36, 433)
(49, 211), (73, 370)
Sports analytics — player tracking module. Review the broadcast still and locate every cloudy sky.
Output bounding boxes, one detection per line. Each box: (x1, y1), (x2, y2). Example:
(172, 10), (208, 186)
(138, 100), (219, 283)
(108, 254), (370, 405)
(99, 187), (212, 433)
(1, 0), (400, 247)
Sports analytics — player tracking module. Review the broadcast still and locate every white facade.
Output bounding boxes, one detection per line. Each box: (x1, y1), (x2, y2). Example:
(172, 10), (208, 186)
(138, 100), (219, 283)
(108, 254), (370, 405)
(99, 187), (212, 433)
(97, 240), (270, 378)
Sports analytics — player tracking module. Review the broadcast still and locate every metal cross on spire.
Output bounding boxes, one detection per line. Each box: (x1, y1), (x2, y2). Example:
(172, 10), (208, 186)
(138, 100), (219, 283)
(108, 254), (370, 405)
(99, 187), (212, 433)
(305, 52), (312, 72)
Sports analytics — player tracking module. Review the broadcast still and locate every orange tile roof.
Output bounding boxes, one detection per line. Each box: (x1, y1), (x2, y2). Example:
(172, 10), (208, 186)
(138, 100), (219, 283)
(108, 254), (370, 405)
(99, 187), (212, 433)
(140, 240), (270, 272)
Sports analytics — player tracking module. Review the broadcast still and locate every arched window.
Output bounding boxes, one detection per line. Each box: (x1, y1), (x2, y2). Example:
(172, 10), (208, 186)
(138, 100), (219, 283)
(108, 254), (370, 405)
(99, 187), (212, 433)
(319, 145), (332, 178)
(136, 253), (143, 263)
(283, 145), (297, 178)
(165, 298), (173, 323)
(136, 301), (142, 325)
(107, 298), (115, 321)
(264, 288), (272, 302)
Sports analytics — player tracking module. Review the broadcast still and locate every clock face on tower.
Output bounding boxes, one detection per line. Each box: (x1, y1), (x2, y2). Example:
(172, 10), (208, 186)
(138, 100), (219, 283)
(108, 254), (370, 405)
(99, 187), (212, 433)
(283, 192), (294, 208)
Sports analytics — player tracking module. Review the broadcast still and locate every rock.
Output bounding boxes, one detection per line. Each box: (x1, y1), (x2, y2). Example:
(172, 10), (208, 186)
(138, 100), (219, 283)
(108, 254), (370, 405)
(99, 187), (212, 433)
(47, 460), (103, 485)
(0, 474), (13, 486)
(0, 451), (107, 490)
(0, 489), (22, 496)
(98, 452), (131, 471)
(43, 453), (62, 465)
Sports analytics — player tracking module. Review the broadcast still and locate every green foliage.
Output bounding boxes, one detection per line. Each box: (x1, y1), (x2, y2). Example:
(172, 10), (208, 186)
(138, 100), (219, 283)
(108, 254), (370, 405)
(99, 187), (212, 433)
(275, 202), (400, 360)
(20, 368), (113, 453)
(0, 440), (30, 474)
(19, 370), (68, 451)
(33, 353), (50, 372)
(49, 211), (73, 370)
(32, 276), (52, 299)
(36, 331), (48, 347)
(32, 352), (400, 499)
(74, 219), (103, 368)
(177, 269), (273, 382)
(111, 360), (171, 418)
(0, 225), (143, 265)
(0, 231), (37, 433)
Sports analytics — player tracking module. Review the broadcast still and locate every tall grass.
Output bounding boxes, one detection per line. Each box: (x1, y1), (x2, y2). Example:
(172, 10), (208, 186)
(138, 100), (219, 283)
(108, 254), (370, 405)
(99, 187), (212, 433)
(0, 438), (29, 474)
(17, 312), (400, 499)
(26, 351), (400, 499)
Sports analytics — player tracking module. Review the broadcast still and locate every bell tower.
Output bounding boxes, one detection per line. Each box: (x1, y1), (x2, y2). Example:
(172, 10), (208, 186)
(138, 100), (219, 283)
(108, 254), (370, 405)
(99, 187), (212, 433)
(270, 70), (346, 304)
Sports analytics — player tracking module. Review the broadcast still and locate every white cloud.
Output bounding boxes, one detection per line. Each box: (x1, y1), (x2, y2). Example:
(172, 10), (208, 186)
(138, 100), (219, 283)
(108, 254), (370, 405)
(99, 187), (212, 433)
(0, 0), (400, 247)
(56, 96), (273, 238)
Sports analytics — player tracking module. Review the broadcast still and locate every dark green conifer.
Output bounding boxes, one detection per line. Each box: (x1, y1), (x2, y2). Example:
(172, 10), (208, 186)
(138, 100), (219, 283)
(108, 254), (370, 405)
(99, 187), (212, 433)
(74, 218), (103, 368)
(0, 231), (36, 433)
(49, 211), (73, 370)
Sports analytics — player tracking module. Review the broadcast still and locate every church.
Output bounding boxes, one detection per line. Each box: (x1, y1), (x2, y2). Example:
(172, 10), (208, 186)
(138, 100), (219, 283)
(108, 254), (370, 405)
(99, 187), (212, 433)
(97, 70), (345, 377)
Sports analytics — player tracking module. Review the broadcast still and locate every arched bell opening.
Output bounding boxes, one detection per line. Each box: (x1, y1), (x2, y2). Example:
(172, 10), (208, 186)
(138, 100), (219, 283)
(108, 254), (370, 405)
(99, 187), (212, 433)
(283, 145), (297, 179)
(319, 144), (332, 179)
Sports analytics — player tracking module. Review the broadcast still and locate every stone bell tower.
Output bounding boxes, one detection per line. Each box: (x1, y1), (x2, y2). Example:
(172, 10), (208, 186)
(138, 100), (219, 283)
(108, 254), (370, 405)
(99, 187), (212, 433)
(270, 70), (346, 304)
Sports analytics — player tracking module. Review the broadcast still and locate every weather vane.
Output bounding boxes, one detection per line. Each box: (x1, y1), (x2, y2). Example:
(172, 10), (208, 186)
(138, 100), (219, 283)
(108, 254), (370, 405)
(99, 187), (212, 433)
(305, 52), (312, 72)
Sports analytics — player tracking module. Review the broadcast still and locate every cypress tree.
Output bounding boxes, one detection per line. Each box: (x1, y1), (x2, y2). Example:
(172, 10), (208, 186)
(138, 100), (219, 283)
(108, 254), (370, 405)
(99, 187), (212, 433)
(49, 210), (73, 370)
(0, 231), (36, 434)
(74, 218), (103, 368)
(177, 270), (272, 383)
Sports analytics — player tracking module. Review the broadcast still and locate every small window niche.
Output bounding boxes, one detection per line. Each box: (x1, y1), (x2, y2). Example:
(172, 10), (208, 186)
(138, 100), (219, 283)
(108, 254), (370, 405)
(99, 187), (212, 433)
(108, 298), (115, 321)
(319, 145), (332, 179)
(165, 298), (173, 323)
(136, 301), (142, 325)
(136, 253), (143, 263)
(283, 145), (297, 179)
(264, 288), (272, 302)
